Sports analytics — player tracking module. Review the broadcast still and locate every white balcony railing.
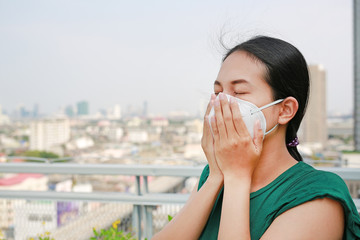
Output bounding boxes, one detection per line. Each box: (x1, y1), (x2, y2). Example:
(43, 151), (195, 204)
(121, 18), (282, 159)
(0, 160), (359, 240)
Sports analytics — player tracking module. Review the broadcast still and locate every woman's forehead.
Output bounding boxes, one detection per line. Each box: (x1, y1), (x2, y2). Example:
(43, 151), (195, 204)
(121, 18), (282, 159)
(216, 51), (267, 86)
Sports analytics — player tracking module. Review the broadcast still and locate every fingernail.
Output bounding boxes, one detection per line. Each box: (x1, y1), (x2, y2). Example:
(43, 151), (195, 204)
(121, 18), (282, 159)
(229, 97), (234, 104)
(219, 92), (224, 100)
(215, 98), (220, 106)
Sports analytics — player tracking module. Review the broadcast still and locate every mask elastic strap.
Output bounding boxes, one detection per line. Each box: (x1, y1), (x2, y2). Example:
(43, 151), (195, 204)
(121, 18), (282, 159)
(250, 99), (284, 115)
(265, 123), (279, 135)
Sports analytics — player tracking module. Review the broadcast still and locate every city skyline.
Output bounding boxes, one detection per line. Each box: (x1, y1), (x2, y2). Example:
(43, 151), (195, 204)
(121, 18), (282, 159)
(0, 98), (354, 120)
(0, 0), (354, 116)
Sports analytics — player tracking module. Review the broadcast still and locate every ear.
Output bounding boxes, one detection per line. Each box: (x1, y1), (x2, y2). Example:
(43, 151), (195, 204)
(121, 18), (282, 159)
(278, 97), (298, 125)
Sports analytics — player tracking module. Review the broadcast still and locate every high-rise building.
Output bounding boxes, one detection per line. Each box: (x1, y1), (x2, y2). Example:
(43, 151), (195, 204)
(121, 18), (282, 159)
(0, 104), (10, 125)
(106, 104), (122, 120)
(126, 104), (134, 117)
(18, 104), (30, 118)
(30, 118), (71, 152)
(65, 105), (75, 117)
(113, 104), (122, 119)
(354, 0), (360, 151)
(32, 104), (39, 118)
(299, 65), (327, 149)
(77, 101), (89, 116)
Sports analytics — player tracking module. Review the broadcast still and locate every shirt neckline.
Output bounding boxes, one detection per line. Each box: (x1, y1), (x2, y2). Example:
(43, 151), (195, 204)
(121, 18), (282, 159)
(250, 161), (304, 199)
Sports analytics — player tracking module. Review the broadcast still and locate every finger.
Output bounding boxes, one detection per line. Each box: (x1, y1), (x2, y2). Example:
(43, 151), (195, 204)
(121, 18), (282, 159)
(219, 93), (236, 137)
(230, 97), (251, 138)
(214, 97), (227, 141)
(253, 120), (264, 152)
(204, 116), (214, 143)
(205, 94), (216, 117)
(210, 115), (220, 143)
(203, 94), (216, 132)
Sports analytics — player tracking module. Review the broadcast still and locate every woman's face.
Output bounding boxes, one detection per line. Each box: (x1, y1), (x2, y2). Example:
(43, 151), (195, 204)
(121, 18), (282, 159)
(214, 50), (281, 132)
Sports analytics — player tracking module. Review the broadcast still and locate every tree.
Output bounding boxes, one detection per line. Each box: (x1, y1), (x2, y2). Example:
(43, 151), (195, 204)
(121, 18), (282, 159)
(23, 150), (59, 159)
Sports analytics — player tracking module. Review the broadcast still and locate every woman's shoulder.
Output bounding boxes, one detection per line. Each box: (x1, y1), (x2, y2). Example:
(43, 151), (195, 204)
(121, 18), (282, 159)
(279, 162), (353, 207)
(275, 162), (360, 239)
(287, 162), (349, 193)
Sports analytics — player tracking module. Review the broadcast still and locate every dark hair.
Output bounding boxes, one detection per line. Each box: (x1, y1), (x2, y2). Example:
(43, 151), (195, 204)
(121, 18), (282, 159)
(223, 35), (309, 162)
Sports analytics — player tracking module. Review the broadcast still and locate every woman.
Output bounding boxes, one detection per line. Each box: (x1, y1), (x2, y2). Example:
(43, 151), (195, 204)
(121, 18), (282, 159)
(152, 36), (360, 239)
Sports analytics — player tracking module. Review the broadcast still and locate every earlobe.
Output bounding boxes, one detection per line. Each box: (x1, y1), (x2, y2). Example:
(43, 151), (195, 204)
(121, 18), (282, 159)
(278, 97), (298, 125)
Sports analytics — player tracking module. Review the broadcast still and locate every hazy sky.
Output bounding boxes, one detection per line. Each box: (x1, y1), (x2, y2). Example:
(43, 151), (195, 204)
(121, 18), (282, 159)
(0, 0), (353, 116)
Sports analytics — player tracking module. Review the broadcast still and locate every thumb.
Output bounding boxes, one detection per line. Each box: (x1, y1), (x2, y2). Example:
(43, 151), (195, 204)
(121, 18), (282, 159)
(253, 120), (264, 153)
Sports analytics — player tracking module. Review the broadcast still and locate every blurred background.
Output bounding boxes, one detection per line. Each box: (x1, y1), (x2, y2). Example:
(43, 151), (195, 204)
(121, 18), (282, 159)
(0, 0), (359, 239)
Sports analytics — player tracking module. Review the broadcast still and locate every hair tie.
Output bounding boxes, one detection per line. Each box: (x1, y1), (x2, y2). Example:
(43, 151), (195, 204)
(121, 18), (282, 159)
(287, 137), (299, 147)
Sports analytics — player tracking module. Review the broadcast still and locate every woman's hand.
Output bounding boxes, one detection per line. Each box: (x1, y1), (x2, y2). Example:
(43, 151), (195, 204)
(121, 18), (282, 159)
(201, 94), (223, 180)
(210, 93), (264, 180)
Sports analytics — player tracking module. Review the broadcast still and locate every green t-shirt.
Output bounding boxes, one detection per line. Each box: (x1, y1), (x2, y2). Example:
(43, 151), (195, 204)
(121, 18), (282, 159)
(197, 161), (360, 240)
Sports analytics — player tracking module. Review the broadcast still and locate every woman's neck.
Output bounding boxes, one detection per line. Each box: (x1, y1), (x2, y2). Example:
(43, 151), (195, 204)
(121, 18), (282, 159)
(250, 126), (299, 193)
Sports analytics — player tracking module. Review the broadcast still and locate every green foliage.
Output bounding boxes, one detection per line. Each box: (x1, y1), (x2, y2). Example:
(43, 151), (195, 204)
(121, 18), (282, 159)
(23, 150), (59, 159)
(27, 231), (54, 240)
(342, 150), (360, 154)
(0, 229), (4, 240)
(91, 227), (137, 240)
(10, 219), (153, 240)
(38, 235), (54, 240)
(91, 220), (139, 240)
(14, 135), (29, 142)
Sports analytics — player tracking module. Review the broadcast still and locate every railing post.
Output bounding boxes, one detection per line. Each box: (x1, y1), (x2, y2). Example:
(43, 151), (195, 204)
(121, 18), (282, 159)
(145, 205), (153, 239)
(143, 175), (154, 239)
(144, 175), (149, 194)
(132, 176), (142, 240)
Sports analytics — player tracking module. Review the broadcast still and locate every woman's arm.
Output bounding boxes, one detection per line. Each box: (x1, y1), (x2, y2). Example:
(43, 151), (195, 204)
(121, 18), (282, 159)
(151, 174), (223, 240)
(260, 198), (344, 240)
(210, 93), (264, 240)
(152, 94), (223, 240)
(218, 176), (251, 239)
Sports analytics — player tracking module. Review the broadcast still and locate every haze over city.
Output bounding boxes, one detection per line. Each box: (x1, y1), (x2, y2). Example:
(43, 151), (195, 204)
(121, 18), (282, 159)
(1, 1), (360, 239)
(0, 0), (353, 116)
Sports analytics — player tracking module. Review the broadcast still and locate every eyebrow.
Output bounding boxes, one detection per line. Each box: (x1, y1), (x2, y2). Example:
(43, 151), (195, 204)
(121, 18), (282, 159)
(214, 79), (250, 86)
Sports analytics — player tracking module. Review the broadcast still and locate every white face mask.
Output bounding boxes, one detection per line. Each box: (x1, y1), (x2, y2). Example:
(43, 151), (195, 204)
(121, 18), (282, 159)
(208, 93), (284, 139)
